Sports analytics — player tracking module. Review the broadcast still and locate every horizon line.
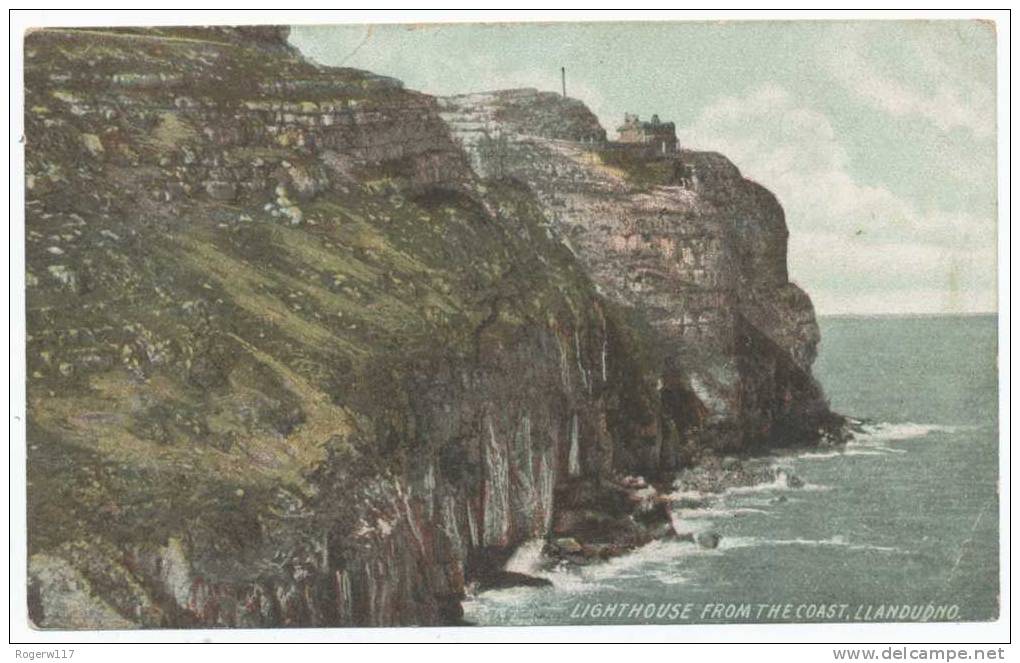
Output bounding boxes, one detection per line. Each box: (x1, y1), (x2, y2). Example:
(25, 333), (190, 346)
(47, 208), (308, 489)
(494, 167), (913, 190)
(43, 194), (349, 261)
(817, 311), (998, 319)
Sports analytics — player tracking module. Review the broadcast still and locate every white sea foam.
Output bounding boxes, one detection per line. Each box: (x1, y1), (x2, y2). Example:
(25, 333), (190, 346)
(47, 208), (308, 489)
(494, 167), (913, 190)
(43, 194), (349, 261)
(721, 535), (903, 554)
(498, 539), (613, 594)
(676, 507), (769, 519)
(770, 421), (970, 464)
(791, 447), (899, 461)
(670, 513), (716, 536)
(504, 538), (546, 576)
(725, 495), (783, 508)
(723, 471), (830, 496)
(668, 466), (826, 533)
(669, 487), (709, 501)
(854, 422), (967, 444)
(471, 424), (931, 615)
(553, 539), (714, 593)
(473, 530), (905, 612)
(796, 450), (842, 460)
(486, 537), (703, 602)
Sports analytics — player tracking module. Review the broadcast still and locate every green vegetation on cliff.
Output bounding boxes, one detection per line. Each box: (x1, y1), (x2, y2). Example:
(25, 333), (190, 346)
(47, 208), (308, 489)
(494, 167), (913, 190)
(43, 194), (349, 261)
(27, 27), (629, 627)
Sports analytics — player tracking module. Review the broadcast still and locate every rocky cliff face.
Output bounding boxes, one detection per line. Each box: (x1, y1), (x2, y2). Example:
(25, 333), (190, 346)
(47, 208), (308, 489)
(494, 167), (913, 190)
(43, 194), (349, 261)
(441, 90), (834, 455)
(24, 27), (837, 629)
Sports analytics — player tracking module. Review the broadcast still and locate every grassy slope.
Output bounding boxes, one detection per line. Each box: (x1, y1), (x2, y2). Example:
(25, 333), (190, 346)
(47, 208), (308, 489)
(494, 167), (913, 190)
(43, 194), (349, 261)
(25, 28), (602, 607)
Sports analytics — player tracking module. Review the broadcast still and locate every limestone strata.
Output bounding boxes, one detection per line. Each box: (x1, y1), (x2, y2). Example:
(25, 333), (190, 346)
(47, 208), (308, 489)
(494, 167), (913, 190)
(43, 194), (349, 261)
(441, 91), (833, 451)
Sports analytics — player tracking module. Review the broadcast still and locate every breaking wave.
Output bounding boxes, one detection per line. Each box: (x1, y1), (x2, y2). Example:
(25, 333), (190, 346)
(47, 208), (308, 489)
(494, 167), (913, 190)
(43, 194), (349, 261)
(503, 538), (547, 576)
(724, 471), (829, 495)
(854, 422), (968, 444)
(675, 507), (769, 519)
(721, 535), (904, 554)
(466, 421), (957, 623)
(772, 421), (972, 463)
(471, 538), (701, 606)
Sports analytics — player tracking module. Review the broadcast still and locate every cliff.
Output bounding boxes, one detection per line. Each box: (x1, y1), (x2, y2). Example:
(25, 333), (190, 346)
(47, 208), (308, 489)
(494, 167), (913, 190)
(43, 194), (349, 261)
(24, 27), (839, 629)
(441, 90), (836, 457)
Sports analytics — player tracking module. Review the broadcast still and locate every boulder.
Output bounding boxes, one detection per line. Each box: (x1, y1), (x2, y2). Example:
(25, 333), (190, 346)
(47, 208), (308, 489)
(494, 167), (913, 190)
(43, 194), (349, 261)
(47, 265), (78, 292)
(550, 537), (582, 555)
(81, 133), (104, 157)
(781, 470), (805, 489)
(282, 206), (303, 225)
(282, 162), (322, 201)
(473, 570), (553, 591)
(621, 475), (648, 489)
(552, 508), (643, 544)
(695, 531), (722, 549)
(542, 538), (631, 566)
(204, 180), (237, 201)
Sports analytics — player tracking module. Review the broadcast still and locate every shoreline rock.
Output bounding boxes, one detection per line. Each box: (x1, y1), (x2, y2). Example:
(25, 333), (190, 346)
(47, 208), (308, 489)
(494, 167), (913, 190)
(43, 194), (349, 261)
(472, 570), (553, 592)
(518, 447), (837, 577)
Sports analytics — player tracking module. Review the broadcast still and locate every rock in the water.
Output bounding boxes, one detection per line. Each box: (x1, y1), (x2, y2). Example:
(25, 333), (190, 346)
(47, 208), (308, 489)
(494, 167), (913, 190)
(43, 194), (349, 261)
(473, 570), (553, 591)
(551, 537), (582, 555)
(696, 531), (722, 549)
(784, 471), (805, 489)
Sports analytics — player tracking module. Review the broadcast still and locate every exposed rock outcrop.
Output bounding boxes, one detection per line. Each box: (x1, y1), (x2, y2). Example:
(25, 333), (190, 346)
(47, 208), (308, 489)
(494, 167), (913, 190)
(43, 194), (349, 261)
(24, 26), (839, 629)
(441, 91), (841, 457)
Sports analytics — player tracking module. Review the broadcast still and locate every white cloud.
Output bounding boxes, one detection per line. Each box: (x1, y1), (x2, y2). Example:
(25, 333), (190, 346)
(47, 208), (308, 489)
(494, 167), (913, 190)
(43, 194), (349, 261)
(679, 84), (996, 315)
(823, 24), (995, 139)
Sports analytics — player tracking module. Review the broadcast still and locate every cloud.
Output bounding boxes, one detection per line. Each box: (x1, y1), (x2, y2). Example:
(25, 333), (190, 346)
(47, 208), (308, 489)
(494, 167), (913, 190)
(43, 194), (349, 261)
(678, 84), (996, 315)
(823, 23), (996, 139)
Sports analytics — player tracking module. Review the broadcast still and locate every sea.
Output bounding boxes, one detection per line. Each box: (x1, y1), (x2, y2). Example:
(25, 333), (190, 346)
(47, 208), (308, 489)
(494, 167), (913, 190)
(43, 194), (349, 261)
(463, 314), (1000, 625)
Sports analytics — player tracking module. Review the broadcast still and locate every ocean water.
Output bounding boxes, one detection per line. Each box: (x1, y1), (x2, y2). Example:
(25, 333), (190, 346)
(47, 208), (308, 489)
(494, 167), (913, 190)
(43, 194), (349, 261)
(463, 315), (1000, 625)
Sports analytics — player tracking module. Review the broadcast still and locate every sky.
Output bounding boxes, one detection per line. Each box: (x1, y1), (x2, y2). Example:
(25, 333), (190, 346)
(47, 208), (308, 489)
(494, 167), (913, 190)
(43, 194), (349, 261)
(289, 20), (998, 315)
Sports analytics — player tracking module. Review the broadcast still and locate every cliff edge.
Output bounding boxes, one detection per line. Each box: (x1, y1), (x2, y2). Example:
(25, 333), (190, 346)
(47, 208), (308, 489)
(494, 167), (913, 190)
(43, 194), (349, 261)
(442, 90), (837, 459)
